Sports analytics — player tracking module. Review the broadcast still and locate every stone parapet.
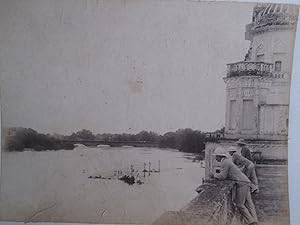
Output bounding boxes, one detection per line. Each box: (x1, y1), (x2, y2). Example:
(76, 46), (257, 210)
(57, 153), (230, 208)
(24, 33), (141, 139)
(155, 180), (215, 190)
(152, 165), (289, 225)
(152, 180), (239, 225)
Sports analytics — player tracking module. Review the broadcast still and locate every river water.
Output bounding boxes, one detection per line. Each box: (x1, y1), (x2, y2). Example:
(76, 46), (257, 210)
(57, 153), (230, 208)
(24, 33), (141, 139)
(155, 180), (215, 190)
(0, 146), (204, 224)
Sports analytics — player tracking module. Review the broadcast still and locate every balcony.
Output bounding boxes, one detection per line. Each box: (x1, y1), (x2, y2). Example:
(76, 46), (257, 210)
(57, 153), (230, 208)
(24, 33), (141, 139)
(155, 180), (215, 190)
(226, 61), (273, 78)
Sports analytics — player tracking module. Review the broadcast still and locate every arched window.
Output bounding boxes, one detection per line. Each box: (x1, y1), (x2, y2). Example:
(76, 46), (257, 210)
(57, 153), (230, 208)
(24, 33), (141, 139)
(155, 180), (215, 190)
(275, 61), (282, 72)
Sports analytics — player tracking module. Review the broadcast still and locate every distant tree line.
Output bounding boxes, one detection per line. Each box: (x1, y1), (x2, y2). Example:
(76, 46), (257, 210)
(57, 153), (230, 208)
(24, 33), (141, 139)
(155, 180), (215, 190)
(4, 127), (224, 154)
(4, 128), (74, 151)
(65, 129), (207, 153)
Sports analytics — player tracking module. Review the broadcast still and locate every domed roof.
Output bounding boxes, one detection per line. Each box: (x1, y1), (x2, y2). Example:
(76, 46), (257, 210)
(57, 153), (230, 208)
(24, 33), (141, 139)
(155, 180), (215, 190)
(251, 3), (298, 30)
(257, 4), (298, 19)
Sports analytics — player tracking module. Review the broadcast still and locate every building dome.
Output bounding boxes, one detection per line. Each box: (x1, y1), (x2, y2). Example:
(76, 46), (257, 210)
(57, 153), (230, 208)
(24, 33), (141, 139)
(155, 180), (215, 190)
(252, 4), (298, 28)
(258, 4), (298, 19)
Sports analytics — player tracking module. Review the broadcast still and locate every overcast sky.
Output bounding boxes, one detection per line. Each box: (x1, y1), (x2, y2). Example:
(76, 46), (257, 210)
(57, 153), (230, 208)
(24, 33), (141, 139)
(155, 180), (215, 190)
(0, 0), (254, 135)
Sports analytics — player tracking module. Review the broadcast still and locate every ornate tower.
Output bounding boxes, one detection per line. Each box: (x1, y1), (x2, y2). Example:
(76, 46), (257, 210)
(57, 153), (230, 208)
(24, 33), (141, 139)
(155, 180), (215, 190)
(224, 4), (298, 140)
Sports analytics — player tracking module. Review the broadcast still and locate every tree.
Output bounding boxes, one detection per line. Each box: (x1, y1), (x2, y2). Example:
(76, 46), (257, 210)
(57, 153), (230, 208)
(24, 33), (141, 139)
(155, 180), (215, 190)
(4, 127), (74, 151)
(70, 129), (95, 140)
(159, 129), (206, 153)
(159, 132), (177, 148)
(136, 131), (160, 142)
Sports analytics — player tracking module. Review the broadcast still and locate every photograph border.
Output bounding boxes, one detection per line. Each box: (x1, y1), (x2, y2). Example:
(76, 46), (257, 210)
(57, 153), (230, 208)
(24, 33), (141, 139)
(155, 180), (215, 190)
(0, 0), (299, 224)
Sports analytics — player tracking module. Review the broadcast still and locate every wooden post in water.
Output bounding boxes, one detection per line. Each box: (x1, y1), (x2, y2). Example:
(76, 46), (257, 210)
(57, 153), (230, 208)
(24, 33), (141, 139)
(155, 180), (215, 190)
(130, 164), (133, 176)
(158, 160), (160, 173)
(144, 162), (146, 178)
(148, 162), (151, 176)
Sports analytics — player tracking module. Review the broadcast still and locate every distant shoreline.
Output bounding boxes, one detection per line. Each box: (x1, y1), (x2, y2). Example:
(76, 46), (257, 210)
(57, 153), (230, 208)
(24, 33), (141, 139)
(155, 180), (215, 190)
(3, 127), (223, 154)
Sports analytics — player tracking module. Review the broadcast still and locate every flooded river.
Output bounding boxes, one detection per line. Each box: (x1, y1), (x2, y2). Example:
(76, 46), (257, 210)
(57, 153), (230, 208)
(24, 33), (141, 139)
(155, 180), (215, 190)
(0, 146), (204, 224)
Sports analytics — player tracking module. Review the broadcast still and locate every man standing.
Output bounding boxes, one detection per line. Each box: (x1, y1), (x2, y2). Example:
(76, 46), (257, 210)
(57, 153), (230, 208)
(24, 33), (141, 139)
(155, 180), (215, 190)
(236, 139), (252, 161)
(211, 147), (258, 225)
(228, 146), (259, 193)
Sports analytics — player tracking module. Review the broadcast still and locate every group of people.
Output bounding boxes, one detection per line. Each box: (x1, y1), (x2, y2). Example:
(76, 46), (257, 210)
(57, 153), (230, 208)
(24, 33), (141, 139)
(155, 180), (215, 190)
(210, 138), (259, 225)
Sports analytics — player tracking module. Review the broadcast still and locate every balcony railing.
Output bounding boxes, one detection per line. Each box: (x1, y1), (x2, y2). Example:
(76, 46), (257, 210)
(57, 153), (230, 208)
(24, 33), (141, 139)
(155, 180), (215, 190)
(226, 61), (273, 78)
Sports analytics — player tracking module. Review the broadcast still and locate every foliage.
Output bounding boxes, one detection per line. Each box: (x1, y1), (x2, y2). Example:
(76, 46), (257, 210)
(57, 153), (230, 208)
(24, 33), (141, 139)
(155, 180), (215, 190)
(4, 128), (74, 151)
(4, 126), (225, 154)
(159, 129), (206, 153)
(69, 129), (95, 140)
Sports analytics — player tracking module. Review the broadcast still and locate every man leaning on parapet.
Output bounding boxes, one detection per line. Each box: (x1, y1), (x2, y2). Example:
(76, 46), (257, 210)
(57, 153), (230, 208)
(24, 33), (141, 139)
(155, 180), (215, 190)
(236, 139), (252, 161)
(228, 146), (259, 194)
(209, 147), (258, 225)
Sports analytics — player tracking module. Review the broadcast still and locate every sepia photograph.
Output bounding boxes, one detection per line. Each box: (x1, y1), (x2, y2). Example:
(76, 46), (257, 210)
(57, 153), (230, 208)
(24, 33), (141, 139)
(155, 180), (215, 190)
(0, 1), (299, 225)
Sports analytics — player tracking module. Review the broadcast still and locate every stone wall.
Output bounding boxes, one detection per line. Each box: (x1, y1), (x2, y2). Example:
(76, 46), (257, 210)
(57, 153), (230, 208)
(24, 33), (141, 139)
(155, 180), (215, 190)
(249, 140), (288, 160)
(153, 163), (289, 225)
(223, 75), (290, 140)
(152, 180), (241, 225)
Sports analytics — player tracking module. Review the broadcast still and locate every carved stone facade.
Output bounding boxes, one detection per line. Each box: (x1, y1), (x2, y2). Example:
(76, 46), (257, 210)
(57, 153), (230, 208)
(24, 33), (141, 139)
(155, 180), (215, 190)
(224, 3), (298, 140)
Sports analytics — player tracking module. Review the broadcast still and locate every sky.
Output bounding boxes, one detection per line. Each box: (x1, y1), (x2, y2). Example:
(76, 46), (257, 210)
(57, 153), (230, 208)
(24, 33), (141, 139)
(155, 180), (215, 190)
(0, 0), (254, 135)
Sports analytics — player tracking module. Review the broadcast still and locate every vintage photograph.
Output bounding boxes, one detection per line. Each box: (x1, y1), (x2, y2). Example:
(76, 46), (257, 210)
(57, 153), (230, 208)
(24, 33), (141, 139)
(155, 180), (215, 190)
(0, 1), (298, 225)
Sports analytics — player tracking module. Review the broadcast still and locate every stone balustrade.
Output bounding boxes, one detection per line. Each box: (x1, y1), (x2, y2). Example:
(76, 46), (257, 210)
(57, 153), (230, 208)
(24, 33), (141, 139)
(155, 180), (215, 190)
(226, 61), (273, 78)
